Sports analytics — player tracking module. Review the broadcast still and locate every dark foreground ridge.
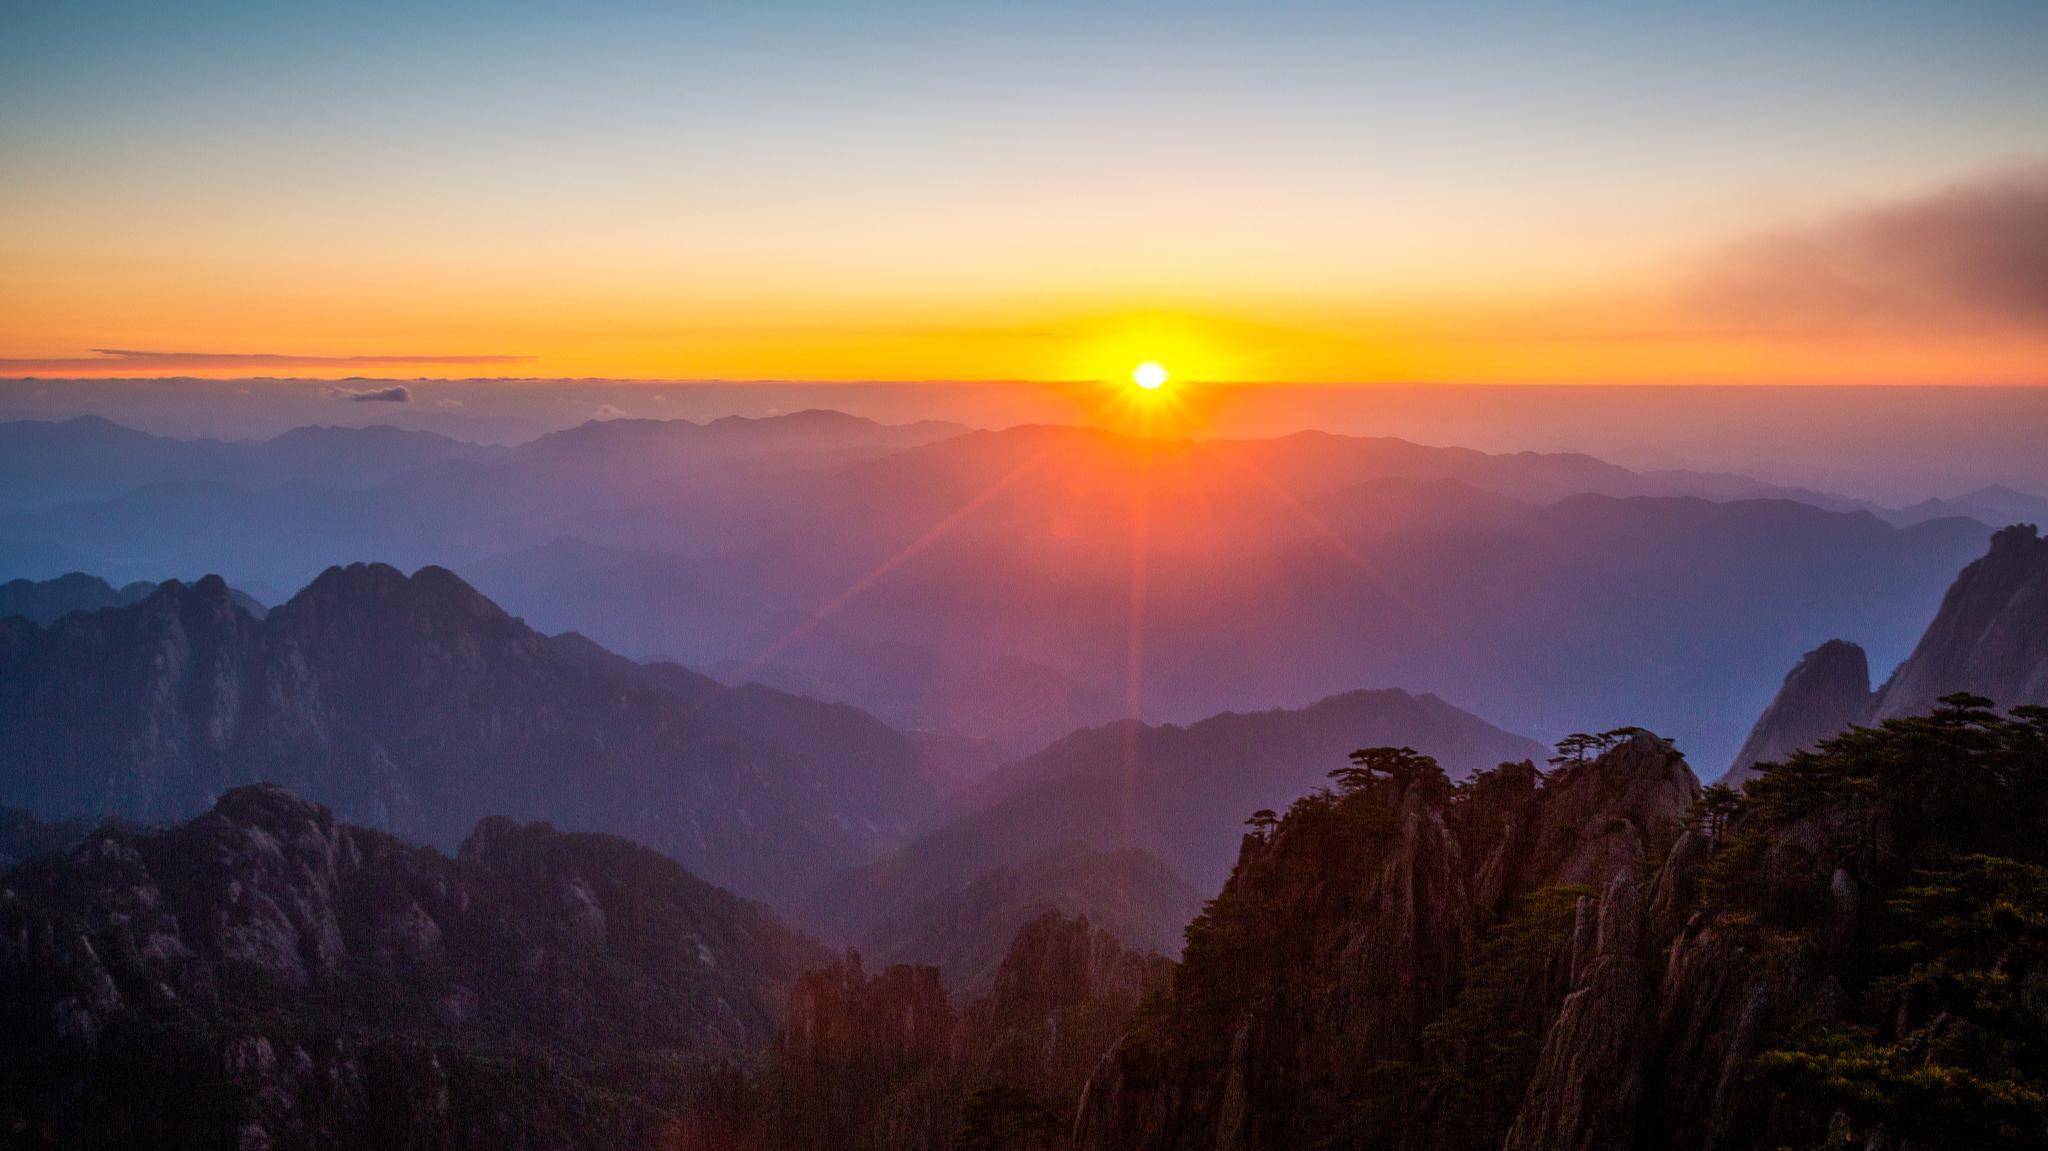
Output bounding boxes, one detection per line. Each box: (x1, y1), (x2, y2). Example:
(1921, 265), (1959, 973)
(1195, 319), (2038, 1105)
(0, 786), (825, 1148)
(1077, 701), (2048, 1151)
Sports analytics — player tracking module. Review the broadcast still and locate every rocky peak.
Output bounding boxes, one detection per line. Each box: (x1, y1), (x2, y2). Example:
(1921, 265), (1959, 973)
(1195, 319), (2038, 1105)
(1729, 524), (2048, 783)
(1075, 734), (1699, 1151)
(976, 911), (1154, 1022)
(1724, 640), (1875, 785)
(778, 950), (955, 1068)
(1875, 522), (2048, 719)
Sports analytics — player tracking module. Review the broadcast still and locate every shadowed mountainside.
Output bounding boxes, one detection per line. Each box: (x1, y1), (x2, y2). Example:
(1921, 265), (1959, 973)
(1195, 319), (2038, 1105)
(807, 688), (1545, 957)
(0, 785), (827, 1148)
(1078, 703), (2048, 1150)
(0, 563), (940, 902)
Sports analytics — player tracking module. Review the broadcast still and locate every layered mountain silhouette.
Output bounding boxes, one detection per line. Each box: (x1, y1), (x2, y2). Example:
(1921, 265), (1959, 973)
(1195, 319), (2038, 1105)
(807, 688), (1545, 958)
(0, 786), (826, 1146)
(0, 570), (266, 624)
(834, 844), (1200, 994)
(0, 563), (942, 901)
(0, 414), (1996, 766)
(1728, 522), (2048, 781)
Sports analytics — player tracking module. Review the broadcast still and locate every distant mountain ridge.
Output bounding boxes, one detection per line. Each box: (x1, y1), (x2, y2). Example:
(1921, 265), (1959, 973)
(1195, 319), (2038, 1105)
(0, 570), (266, 624)
(0, 562), (941, 902)
(0, 412), (1998, 766)
(807, 687), (1546, 958)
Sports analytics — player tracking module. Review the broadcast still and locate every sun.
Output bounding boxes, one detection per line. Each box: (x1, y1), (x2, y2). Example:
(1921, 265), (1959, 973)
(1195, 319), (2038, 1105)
(1132, 361), (1170, 390)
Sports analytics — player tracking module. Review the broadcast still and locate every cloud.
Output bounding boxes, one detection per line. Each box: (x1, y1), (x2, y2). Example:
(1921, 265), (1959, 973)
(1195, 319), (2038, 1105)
(0, 348), (533, 374)
(1684, 161), (2048, 333)
(591, 404), (631, 420)
(326, 384), (412, 403)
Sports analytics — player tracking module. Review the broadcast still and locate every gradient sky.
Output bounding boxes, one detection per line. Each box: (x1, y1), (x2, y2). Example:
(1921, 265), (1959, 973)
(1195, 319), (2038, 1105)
(4, 1), (2045, 384)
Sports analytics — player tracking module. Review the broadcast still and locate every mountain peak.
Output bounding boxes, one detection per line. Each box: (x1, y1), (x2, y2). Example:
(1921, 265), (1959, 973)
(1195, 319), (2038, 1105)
(1726, 640), (1874, 784)
(1874, 523), (2048, 720)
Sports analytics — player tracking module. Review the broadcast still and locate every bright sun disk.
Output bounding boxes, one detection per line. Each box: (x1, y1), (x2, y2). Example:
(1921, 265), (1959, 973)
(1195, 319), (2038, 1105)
(1133, 361), (1169, 390)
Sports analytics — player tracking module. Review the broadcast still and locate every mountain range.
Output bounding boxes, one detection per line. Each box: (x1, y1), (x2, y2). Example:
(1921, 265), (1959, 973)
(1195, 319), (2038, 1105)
(0, 413), (2007, 765)
(0, 562), (942, 903)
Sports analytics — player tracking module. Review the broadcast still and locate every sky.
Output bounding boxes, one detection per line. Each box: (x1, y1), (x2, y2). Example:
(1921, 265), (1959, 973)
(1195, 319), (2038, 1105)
(3, 1), (2046, 385)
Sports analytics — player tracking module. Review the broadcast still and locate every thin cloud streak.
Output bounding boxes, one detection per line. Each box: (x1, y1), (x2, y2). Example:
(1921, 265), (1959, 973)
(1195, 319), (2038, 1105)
(0, 349), (534, 373)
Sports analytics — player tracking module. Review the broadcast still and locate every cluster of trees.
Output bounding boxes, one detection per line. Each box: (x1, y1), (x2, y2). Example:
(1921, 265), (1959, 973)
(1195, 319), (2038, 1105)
(1706, 695), (2048, 1149)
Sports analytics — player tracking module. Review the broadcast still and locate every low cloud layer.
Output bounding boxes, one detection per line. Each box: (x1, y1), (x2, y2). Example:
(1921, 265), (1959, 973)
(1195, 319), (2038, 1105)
(326, 384), (412, 403)
(1686, 162), (2048, 333)
(0, 348), (532, 374)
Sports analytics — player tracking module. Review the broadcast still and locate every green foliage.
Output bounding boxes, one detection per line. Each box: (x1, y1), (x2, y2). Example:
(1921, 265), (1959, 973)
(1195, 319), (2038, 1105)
(1720, 699), (2048, 1147)
(1760, 853), (2048, 1148)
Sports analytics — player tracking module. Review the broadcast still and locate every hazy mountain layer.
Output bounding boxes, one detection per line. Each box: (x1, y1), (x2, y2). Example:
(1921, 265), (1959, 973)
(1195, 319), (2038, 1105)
(0, 563), (940, 902)
(0, 415), (1994, 765)
(809, 688), (1545, 953)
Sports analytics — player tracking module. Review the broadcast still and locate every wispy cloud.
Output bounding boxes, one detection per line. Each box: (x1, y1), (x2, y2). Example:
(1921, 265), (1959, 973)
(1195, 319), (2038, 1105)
(326, 384), (412, 403)
(0, 348), (533, 374)
(1683, 161), (2048, 333)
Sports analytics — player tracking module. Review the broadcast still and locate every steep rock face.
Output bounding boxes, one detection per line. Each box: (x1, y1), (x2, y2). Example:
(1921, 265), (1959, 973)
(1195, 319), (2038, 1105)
(0, 785), (825, 1148)
(1875, 522), (2048, 718)
(1084, 703), (2048, 1151)
(1075, 734), (1698, 1151)
(1728, 525), (2048, 782)
(1724, 640), (1874, 785)
(0, 562), (939, 901)
(748, 912), (1171, 1151)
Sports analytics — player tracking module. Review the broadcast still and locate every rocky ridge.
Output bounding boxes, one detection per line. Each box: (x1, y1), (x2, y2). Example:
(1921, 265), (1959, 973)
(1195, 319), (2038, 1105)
(0, 562), (939, 901)
(0, 785), (825, 1148)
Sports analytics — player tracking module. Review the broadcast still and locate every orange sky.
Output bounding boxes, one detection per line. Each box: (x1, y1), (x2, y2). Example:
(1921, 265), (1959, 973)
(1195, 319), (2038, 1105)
(4, 4), (2044, 385)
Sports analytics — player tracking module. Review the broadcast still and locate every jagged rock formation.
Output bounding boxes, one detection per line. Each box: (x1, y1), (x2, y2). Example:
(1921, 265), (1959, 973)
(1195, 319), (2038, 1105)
(0, 562), (939, 901)
(736, 911), (1172, 1150)
(1728, 523), (2048, 781)
(1073, 733), (1699, 1151)
(0, 785), (826, 1148)
(1875, 522), (2048, 718)
(1080, 702), (2048, 1151)
(1724, 639), (1874, 785)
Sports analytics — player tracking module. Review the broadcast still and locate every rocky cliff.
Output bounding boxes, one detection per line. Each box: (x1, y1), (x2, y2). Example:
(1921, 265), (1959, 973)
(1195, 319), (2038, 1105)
(1729, 523), (2048, 780)
(1074, 733), (1698, 1151)
(1724, 639), (1874, 785)
(0, 785), (826, 1149)
(0, 562), (938, 901)
(1874, 522), (2048, 719)
(1078, 701), (2048, 1151)
(731, 911), (1172, 1150)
